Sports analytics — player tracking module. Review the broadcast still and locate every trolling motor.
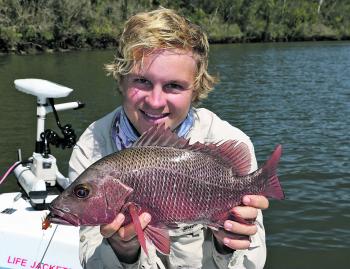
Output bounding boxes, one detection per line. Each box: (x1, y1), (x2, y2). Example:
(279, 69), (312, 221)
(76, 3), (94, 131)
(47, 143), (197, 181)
(13, 79), (84, 209)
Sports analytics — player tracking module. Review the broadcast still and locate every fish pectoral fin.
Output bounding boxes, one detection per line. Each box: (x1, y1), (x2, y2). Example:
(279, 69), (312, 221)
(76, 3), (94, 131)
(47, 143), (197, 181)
(128, 203), (149, 256)
(144, 225), (170, 255)
(129, 203), (170, 255)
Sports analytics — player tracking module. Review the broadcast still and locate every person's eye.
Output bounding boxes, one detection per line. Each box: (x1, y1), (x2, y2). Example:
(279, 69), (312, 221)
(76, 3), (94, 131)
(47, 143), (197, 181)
(131, 77), (153, 90)
(134, 77), (151, 86)
(165, 83), (184, 92)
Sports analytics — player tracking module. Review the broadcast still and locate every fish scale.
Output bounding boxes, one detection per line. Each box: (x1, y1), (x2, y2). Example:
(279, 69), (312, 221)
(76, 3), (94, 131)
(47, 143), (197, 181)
(112, 147), (246, 224)
(47, 125), (284, 255)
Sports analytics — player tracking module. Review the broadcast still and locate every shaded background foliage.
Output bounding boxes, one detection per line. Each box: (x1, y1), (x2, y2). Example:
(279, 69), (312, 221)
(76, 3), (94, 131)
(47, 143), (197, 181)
(0, 0), (349, 53)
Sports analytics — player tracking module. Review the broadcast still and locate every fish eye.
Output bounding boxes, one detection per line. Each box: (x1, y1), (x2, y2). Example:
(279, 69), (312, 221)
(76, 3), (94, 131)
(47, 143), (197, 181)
(73, 184), (90, 199)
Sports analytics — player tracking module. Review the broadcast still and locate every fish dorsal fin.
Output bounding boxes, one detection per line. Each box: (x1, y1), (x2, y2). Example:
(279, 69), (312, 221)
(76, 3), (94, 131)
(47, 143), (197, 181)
(213, 140), (251, 176)
(133, 124), (251, 175)
(133, 123), (190, 148)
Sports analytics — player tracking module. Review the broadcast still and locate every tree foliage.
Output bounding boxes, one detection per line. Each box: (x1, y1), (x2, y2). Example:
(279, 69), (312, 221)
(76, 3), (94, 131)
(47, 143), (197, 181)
(0, 0), (349, 53)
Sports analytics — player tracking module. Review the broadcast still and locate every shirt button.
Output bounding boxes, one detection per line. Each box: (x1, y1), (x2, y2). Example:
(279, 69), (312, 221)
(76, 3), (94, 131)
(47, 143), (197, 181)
(80, 235), (86, 242)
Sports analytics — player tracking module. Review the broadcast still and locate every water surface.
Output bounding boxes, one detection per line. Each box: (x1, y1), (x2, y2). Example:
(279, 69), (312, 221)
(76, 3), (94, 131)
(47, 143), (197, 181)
(1, 42), (349, 268)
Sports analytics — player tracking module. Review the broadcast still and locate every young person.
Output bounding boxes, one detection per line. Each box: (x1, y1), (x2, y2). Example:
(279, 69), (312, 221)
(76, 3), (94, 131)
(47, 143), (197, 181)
(69, 8), (269, 269)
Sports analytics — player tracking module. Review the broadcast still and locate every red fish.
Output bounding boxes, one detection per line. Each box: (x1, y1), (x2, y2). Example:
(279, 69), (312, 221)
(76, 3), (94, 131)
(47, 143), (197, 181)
(47, 125), (284, 255)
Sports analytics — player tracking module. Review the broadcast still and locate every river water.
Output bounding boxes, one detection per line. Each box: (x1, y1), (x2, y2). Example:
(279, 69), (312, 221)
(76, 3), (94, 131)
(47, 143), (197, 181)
(0, 42), (349, 268)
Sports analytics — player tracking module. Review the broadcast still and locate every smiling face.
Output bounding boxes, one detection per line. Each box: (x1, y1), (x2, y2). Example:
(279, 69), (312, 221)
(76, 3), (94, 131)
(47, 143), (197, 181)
(120, 49), (196, 134)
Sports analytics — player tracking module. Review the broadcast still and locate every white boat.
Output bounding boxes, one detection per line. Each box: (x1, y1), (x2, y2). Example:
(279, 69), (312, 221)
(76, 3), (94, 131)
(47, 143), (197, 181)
(0, 79), (84, 269)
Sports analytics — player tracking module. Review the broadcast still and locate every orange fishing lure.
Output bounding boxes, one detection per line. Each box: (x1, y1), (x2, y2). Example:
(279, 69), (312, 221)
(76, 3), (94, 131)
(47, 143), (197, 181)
(42, 215), (51, 230)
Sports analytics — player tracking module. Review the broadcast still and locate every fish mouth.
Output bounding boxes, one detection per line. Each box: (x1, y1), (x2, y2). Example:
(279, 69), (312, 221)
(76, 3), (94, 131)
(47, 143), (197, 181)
(47, 205), (80, 226)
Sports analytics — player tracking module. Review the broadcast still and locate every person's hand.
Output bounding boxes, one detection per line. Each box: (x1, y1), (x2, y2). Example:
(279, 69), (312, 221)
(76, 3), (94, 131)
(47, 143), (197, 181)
(100, 212), (151, 263)
(213, 195), (269, 254)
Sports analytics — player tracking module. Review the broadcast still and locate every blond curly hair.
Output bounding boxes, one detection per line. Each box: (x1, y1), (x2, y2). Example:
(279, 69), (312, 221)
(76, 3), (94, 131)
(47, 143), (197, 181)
(105, 8), (217, 103)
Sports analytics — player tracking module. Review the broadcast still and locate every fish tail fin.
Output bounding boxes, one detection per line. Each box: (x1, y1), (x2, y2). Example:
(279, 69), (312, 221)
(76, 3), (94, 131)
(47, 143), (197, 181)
(261, 144), (285, 200)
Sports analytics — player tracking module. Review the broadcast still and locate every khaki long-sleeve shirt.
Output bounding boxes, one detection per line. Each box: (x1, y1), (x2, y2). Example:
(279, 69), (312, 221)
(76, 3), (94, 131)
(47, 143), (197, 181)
(68, 107), (266, 269)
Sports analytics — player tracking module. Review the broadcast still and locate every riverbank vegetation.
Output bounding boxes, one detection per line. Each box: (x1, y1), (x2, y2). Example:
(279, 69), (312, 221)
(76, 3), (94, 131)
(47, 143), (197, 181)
(1, 0), (349, 53)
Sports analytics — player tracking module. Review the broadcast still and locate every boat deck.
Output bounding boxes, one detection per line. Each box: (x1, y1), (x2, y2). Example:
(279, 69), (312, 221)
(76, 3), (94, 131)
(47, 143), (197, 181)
(0, 192), (82, 269)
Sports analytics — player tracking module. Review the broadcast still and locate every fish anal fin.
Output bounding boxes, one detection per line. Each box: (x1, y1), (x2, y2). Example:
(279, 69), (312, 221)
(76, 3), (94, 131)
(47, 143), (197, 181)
(128, 203), (148, 256)
(144, 225), (170, 255)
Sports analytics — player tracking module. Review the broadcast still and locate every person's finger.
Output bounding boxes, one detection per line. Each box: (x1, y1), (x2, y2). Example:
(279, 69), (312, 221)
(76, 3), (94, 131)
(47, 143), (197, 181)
(242, 195), (269, 210)
(232, 206), (258, 221)
(213, 228), (249, 242)
(117, 213), (151, 241)
(222, 236), (251, 250)
(224, 220), (257, 236)
(212, 229), (250, 251)
(100, 213), (125, 238)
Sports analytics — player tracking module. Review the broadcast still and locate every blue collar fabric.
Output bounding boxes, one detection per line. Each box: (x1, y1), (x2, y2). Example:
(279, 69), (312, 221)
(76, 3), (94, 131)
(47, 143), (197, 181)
(112, 107), (194, 150)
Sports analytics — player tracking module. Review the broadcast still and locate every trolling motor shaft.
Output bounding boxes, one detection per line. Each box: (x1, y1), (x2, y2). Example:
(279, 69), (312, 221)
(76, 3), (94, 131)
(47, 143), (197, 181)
(38, 98), (84, 156)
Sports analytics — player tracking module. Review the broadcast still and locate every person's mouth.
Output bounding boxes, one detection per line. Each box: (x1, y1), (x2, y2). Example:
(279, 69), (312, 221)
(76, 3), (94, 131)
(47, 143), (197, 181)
(140, 110), (170, 122)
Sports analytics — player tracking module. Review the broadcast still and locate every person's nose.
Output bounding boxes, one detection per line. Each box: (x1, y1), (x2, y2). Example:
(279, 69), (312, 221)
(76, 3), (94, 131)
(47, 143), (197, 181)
(145, 85), (166, 109)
